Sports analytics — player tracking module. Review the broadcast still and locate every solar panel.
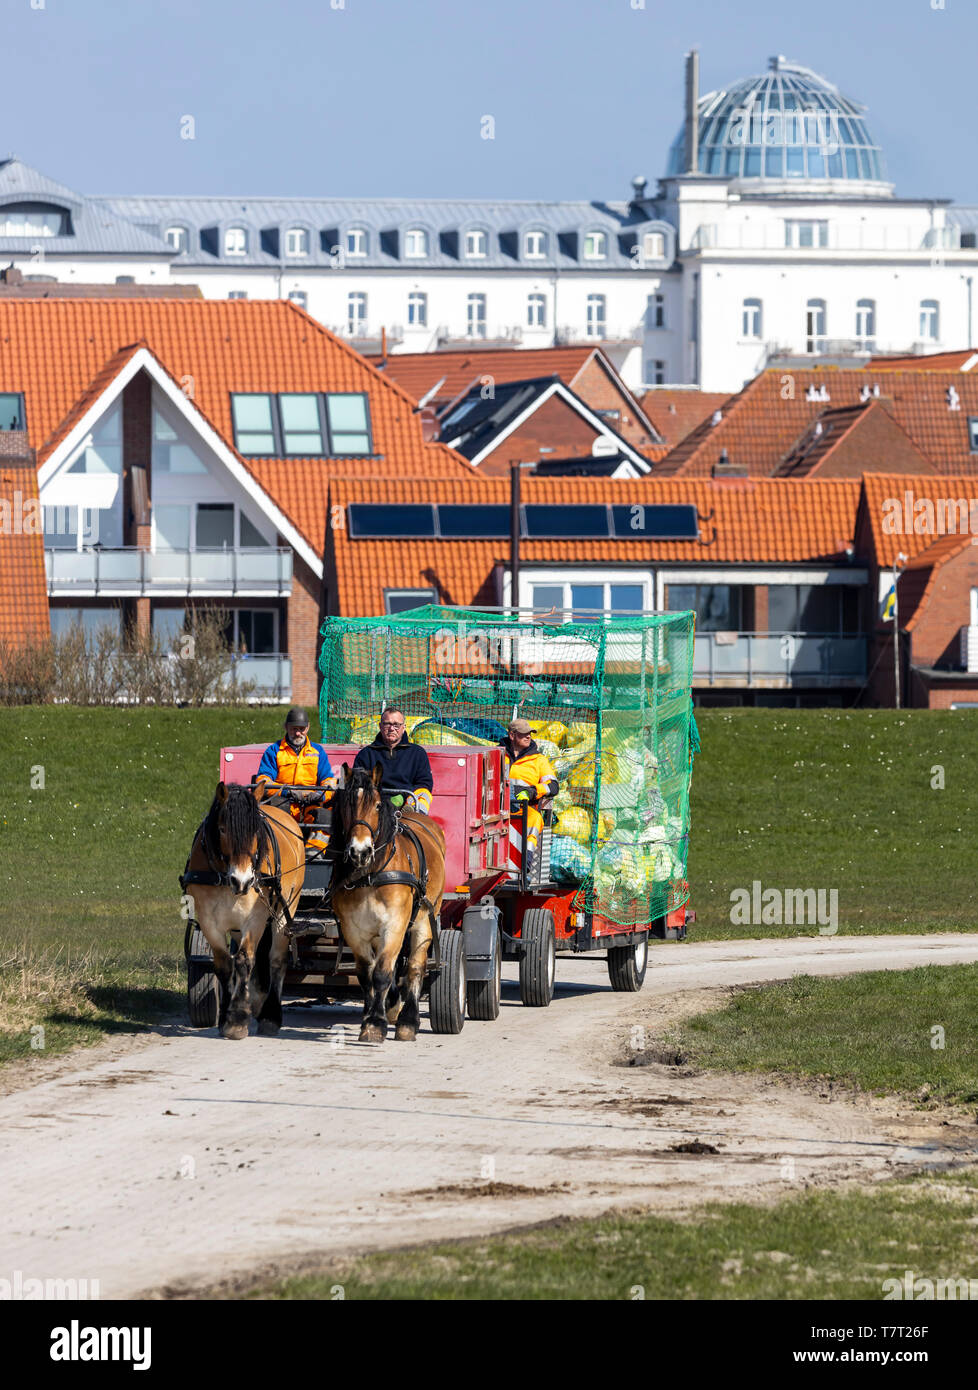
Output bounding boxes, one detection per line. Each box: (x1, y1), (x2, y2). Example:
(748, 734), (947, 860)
(523, 505), (610, 539)
(347, 504), (436, 538)
(438, 505), (510, 539)
(610, 504), (699, 539)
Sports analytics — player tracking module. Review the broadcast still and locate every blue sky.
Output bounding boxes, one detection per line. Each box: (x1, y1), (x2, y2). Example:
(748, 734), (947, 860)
(4, 0), (975, 203)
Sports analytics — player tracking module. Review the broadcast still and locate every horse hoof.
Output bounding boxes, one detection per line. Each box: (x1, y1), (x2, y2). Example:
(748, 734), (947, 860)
(222, 1022), (249, 1040)
(256, 1019), (280, 1037)
(359, 1023), (386, 1043)
(394, 1024), (417, 1043)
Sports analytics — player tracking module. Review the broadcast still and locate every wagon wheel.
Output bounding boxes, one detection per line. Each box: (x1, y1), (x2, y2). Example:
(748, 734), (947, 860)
(466, 929), (501, 1021)
(187, 959), (219, 1028)
(519, 908), (556, 1008)
(428, 928), (466, 1034)
(607, 932), (649, 993)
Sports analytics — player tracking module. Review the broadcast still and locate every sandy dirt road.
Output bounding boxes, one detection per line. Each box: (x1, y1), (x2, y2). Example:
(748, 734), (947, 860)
(2, 933), (977, 1299)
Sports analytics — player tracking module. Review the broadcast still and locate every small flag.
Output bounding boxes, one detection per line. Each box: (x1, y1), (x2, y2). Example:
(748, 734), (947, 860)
(880, 583), (896, 622)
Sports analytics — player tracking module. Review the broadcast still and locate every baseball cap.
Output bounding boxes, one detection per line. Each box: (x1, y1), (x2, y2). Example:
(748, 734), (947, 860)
(509, 717), (532, 736)
(285, 706), (309, 727)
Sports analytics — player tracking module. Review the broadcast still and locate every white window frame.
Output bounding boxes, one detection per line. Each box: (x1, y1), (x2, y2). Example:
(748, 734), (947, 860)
(644, 359), (666, 386)
(285, 226), (309, 258)
(806, 298), (827, 353)
(583, 230), (608, 260)
(855, 298), (876, 344)
(346, 227), (367, 257)
(643, 231), (665, 260)
(404, 228), (428, 258)
(467, 292), (487, 338)
(348, 291), (368, 335)
(287, 289), (308, 310)
(152, 502), (271, 553)
(524, 229), (546, 259)
(742, 297), (763, 340)
(920, 299), (940, 342)
(165, 225), (189, 253)
(465, 228), (488, 259)
(384, 587), (438, 615)
(407, 291), (427, 327)
(527, 293), (546, 329)
(224, 226), (248, 256)
(785, 220), (829, 249)
(586, 294), (606, 338)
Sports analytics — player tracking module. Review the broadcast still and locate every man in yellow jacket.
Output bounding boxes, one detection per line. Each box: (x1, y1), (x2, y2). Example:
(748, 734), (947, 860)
(254, 706), (335, 853)
(499, 717), (559, 874)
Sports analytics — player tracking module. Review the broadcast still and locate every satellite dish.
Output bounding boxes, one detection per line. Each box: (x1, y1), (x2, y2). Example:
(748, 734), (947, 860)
(591, 435), (618, 458)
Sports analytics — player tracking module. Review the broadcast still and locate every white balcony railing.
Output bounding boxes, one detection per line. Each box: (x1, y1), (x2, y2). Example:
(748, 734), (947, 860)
(694, 631), (867, 686)
(45, 548), (293, 595)
(688, 223), (963, 254)
(435, 324), (524, 347)
(554, 324), (643, 347)
(960, 625), (978, 673)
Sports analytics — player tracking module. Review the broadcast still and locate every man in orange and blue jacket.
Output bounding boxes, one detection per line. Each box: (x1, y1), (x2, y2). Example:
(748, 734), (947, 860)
(255, 706), (335, 852)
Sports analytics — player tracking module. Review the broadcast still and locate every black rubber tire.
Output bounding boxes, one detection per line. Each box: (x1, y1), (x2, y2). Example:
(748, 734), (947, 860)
(607, 933), (649, 992)
(519, 909), (556, 1007)
(188, 959), (219, 1028)
(429, 929), (466, 1034)
(466, 931), (501, 1021)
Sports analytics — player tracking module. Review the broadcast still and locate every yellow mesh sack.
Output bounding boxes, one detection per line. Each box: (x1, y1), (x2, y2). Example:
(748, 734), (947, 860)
(553, 805), (592, 844)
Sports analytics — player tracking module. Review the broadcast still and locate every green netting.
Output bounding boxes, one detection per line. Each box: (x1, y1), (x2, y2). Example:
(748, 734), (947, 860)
(317, 605), (696, 926)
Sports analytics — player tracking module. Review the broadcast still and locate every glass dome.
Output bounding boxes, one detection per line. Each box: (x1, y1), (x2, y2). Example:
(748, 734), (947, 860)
(666, 56), (889, 191)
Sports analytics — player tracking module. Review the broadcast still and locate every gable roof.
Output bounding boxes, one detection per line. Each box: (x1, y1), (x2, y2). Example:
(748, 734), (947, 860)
(326, 475), (862, 614)
(870, 349), (978, 371)
(0, 299), (471, 560)
(899, 532), (974, 632)
(657, 369), (978, 478)
(775, 400), (933, 479)
(439, 376), (653, 473)
(369, 346), (597, 407)
(637, 389), (732, 447)
(860, 473), (978, 568)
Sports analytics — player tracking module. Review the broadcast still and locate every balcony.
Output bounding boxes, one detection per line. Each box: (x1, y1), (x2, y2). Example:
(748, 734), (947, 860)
(329, 325), (404, 353)
(65, 652), (293, 703)
(435, 324), (523, 348)
(554, 324), (643, 347)
(45, 548), (293, 597)
(694, 631), (866, 687)
(688, 223), (962, 254)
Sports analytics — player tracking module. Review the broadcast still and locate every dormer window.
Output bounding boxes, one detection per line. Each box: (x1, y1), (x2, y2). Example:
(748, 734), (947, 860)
(0, 202), (67, 238)
(224, 226), (248, 256)
(346, 227), (367, 256)
(404, 228), (428, 258)
(643, 231), (665, 259)
(165, 225), (189, 253)
(285, 227), (309, 257)
(465, 229), (488, 258)
(524, 229), (547, 259)
(583, 230), (607, 260)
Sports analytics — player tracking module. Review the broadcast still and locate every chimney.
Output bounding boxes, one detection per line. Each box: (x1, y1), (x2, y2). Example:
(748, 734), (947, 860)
(380, 325), (387, 366)
(712, 447), (748, 480)
(684, 49), (700, 174)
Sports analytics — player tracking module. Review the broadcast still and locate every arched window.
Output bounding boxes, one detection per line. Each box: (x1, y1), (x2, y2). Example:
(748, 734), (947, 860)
(165, 225), (189, 253)
(224, 226), (248, 256)
(742, 298), (763, 339)
(643, 231), (665, 260)
(524, 229), (547, 259)
(806, 298), (827, 353)
(583, 230), (607, 260)
(404, 228), (428, 258)
(346, 227), (367, 256)
(919, 299), (940, 342)
(285, 227), (309, 257)
(855, 298), (876, 345)
(465, 229), (488, 258)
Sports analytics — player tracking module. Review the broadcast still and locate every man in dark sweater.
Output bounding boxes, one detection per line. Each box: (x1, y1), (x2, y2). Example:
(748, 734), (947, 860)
(352, 706), (433, 813)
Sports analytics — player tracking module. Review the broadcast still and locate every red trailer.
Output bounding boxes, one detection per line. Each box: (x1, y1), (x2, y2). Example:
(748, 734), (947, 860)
(185, 738), (691, 1033)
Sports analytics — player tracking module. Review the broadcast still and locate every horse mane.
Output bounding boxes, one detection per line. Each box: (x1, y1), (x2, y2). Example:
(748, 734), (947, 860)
(205, 783), (265, 862)
(329, 766), (395, 878)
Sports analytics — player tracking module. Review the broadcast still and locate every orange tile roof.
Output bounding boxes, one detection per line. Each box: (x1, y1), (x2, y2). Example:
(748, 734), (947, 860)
(0, 300), (470, 558)
(870, 349), (978, 371)
(775, 401), (933, 479)
(326, 475), (861, 615)
(861, 474), (978, 569)
(657, 369), (978, 478)
(900, 533), (974, 632)
(367, 346), (597, 406)
(637, 390), (732, 447)
(0, 452), (49, 647)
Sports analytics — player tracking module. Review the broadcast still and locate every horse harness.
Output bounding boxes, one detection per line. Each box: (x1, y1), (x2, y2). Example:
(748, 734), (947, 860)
(338, 812), (442, 965)
(179, 805), (300, 943)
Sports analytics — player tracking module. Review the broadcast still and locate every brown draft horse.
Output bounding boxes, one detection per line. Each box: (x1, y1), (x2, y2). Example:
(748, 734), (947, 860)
(329, 763), (446, 1042)
(182, 783), (305, 1039)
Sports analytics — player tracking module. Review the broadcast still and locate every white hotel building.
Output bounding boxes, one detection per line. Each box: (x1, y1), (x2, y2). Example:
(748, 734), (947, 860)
(0, 54), (976, 394)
